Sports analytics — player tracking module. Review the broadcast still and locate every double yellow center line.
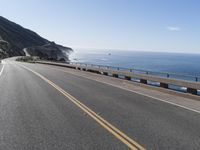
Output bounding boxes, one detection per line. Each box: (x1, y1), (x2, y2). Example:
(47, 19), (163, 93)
(21, 64), (145, 150)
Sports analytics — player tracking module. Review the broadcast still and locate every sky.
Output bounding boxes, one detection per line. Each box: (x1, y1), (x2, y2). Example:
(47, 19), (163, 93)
(0, 0), (200, 53)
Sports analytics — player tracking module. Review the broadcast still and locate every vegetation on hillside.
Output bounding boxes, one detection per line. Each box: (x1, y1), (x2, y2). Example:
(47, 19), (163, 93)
(0, 16), (72, 60)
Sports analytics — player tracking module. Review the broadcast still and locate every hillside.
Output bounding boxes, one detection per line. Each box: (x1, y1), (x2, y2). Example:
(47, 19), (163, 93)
(0, 16), (72, 60)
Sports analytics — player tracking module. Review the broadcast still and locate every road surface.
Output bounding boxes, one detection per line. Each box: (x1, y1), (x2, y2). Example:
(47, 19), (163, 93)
(0, 60), (200, 150)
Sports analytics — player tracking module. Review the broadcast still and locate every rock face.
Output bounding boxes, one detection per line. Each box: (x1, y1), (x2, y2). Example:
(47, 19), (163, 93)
(0, 16), (72, 60)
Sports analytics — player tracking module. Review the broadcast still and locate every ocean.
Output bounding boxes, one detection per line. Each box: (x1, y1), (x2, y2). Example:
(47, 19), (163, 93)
(69, 49), (200, 77)
(69, 49), (200, 94)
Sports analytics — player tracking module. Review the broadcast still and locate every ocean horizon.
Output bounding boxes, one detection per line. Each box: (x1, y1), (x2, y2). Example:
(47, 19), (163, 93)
(69, 49), (200, 77)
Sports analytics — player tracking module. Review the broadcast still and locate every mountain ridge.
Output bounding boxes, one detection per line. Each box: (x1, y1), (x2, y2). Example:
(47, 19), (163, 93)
(0, 16), (72, 60)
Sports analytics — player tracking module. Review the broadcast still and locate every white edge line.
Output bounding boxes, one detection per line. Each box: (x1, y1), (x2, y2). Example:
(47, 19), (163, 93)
(77, 75), (200, 114)
(44, 65), (200, 114)
(0, 63), (4, 76)
(26, 62), (200, 114)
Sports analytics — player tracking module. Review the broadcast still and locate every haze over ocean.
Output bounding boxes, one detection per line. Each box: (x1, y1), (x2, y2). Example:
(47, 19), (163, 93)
(70, 49), (200, 76)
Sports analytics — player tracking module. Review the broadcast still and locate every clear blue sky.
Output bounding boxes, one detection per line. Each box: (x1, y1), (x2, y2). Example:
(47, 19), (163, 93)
(0, 0), (200, 53)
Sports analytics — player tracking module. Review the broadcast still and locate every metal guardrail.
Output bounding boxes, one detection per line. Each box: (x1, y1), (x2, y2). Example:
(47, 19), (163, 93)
(36, 61), (200, 95)
(70, 62), (200, 82)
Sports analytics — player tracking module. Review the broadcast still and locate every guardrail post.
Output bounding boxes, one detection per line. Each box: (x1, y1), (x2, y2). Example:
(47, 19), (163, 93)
(103, 72), (108, 76)
(113, 74), (119, 78)
(160, 83), (168, 88)
(140, 79), (147, 84)
(125, 76), (131, 80)
(195, 77), (198, 82)
(167, 74), (169, 78)
(187, 88), (197, 95)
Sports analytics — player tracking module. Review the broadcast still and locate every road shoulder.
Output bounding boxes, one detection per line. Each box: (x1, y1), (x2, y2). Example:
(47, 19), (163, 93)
(40, 63), (200, 113)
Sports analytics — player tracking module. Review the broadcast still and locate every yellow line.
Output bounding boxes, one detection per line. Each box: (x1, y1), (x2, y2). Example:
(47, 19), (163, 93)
(20, 64), (146, 150)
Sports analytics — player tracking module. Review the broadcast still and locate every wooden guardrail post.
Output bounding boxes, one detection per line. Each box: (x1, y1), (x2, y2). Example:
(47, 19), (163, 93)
(103, 72), (108, 76)
(187, 88), (197, 95)
(113, 74), (119, 78)
(140, 79), (147, 84)
(160, 83), (168, 88)
(125, 76), (131, 80)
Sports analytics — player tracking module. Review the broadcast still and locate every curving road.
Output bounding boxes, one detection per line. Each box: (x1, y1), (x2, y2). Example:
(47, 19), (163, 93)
(0, 59), (200, 150)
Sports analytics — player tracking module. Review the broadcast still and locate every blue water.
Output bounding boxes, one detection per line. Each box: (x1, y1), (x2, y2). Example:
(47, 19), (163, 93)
(69, 49), (200, 77)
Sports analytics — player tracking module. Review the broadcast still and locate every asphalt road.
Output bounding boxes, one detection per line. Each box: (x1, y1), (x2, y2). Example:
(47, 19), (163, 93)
(0, 60), (200, 150)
